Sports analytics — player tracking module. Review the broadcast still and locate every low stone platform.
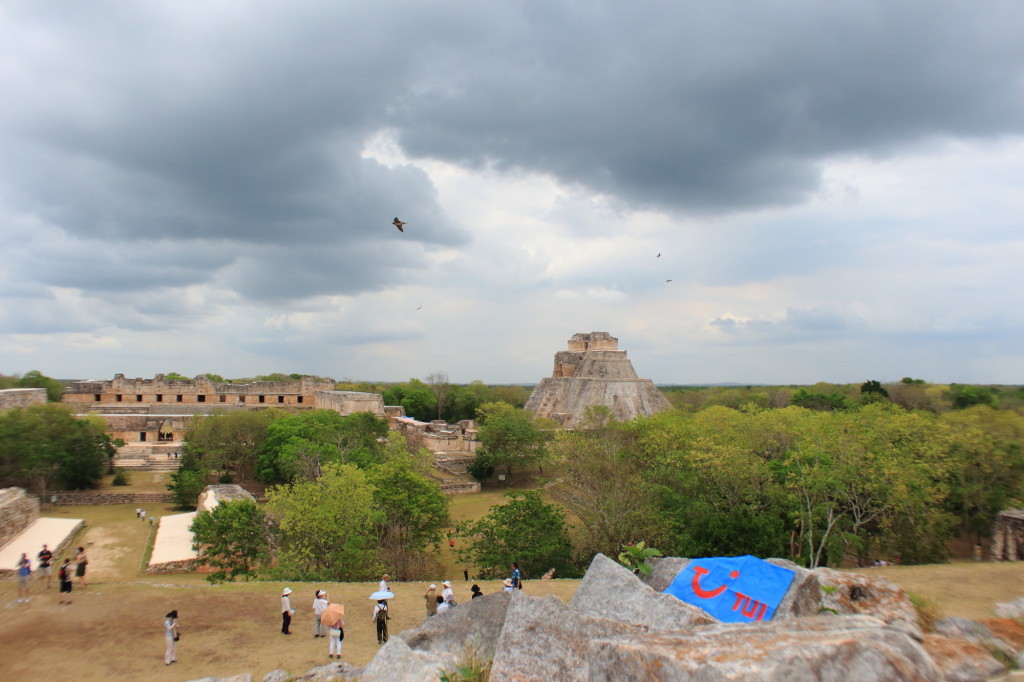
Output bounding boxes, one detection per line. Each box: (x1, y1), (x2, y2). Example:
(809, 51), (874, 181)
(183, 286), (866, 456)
(147, 511), (198, 572)
(0, 517), (84, 577)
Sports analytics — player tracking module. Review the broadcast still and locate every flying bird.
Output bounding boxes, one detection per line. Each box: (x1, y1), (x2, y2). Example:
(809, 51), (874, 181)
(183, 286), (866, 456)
(416, 306), (423, 310)
(657, 253), (661, 258)
(666, 279), (672, 282)
(393, 217), (406, 232)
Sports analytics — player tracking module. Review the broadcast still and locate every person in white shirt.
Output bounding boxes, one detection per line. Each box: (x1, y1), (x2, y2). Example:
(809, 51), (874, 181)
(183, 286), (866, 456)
(281, 587), (294, 634)
(435, 596), (451, 615)
(441, 580), (455, 607)
(379, 573), (390, 593)
(313, 590), (329, 637)
(164, 609), (179, 666)
(502, 578), (514, 593)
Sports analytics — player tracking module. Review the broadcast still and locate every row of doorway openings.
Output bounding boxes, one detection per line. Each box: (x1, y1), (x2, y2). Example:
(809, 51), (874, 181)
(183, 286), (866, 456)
(99, 394), (303, 404)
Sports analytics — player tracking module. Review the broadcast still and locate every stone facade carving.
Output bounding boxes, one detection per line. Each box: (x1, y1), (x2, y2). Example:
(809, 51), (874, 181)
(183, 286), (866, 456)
(525, 332), (672, 428)
(991, 508), (1024, 560)
(0, 388), (47, 411)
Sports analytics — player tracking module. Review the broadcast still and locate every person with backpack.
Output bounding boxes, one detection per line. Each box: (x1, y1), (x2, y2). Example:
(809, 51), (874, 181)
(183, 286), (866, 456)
(58, 558), (73, 603)
(372, 599), (390, 644)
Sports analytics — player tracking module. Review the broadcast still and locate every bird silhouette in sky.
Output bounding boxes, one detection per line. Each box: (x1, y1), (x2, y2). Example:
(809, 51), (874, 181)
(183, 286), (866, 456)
(657, 253), (661, 258)
(666, 279), (672, 282)
(393, 217), (406, 232)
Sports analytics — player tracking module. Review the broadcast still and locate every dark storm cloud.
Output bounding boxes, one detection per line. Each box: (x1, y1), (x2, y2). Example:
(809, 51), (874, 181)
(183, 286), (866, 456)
(1, 0), (1021, 319)
(394, 1), (1024, 213)
(0, 0), (468, 307)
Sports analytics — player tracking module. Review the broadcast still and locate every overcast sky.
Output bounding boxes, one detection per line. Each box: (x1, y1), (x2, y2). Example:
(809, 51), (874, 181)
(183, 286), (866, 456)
(2, 1), (1022, 385)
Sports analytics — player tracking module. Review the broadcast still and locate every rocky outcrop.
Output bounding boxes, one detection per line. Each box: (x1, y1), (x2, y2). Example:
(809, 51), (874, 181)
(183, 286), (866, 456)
(211, 555), (1024, 681)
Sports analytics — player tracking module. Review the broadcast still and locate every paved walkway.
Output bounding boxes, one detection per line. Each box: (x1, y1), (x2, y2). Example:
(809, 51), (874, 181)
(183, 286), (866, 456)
(148, 511), (198, 567)
(0, 517), (84, 571)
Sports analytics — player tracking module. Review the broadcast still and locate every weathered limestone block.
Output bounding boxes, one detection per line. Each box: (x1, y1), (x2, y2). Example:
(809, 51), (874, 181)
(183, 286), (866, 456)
(185, 675), (254, 682)
(934, 617), (1022, 663)
(290, 661), (361, 681)
(363, 591), (513, 681)
(359, 635), (455, 682)
(489, 592), (640, 681)
(641, 556), (691, 592)
(995, 597), (1024, 619)
(920, 634), (1005, 682)
(586, 615), (940, 682)
(813, 566), (922, 638)
(569, 553), (714, 632)
(261, 671), (292, 682)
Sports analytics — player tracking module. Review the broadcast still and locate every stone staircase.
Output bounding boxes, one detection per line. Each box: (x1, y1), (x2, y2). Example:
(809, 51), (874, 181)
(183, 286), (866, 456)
(112, 443), (183, 471)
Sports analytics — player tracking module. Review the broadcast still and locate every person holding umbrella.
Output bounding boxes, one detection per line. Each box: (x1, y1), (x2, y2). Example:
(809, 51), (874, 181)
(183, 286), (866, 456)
(321, 602), (345, 659)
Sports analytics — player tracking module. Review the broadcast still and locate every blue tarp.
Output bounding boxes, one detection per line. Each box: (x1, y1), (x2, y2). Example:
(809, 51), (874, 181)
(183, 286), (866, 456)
(663, 555), (795, 623)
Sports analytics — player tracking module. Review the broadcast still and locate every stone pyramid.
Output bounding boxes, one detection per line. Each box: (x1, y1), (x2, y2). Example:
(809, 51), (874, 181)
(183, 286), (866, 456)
(524, 332), (671, 427)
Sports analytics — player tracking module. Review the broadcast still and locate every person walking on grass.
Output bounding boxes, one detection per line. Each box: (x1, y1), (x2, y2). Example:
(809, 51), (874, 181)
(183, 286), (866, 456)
(58, 558), (73, 604)
(281, 587), (295, 634)
(373, 599), (390, 644)
(37, 544), (53, 589)
(313, 590), (328, 638)
(379, 573), (390, 593)
(164, 610), (179, 666)
(16, 553), (31, 603)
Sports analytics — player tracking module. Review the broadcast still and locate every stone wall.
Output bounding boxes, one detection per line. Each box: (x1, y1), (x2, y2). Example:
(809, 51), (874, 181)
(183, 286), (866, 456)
(315, 390), (386, 416)
(0, 388), (47, 411)
(62, 373), (335, 407)
(392, 417), (479, 456)
(0, 488), (40, 550)
(991, 508), (1024, 560)
(50, 492), (173, 505)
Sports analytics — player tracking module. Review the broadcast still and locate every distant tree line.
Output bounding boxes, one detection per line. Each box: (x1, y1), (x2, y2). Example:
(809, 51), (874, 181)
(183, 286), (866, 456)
(660, 379), (1024, 413)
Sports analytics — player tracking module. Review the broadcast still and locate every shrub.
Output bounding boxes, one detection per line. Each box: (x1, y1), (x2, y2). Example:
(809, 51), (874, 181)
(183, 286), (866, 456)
(111, 469), (131, 486)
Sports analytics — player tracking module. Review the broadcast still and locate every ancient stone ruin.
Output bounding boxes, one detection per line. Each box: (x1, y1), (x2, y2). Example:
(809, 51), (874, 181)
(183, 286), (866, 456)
(0, 388), (47, 412)
(525, 332), (672, 428)
(991, 508), (1024, 561)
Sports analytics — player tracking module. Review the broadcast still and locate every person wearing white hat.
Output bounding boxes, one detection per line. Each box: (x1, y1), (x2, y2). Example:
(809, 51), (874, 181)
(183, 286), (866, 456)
(281, 587), (295, 634)
(313, 590), (329, 637)
(441, 580), (456, 607)
(502, 578), (514, 593)
(424, 584), (438, 618)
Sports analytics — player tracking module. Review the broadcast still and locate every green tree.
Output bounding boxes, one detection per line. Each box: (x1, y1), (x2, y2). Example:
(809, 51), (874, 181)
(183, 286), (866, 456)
(185, 409), (277, 481)
(458, 490), (578, 579)
(368, 457), (450, 579)
(265, 462), (381, 581)
(190, 498), (269, 583)
(16, 370), (64, 402)
(475, 402), (547, 481)
(167, 468), (207, 509)
(550, 428), (665, 562)
(950, 384), (997, 410)
(0, 403), (110, 494)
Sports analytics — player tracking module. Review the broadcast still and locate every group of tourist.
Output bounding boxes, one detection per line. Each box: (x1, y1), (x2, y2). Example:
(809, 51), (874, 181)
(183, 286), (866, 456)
(161, 563), (527, 666)
(14, 544), (88, 605)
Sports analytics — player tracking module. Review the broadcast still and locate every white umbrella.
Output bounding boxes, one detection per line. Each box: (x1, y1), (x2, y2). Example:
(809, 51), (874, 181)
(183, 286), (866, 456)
(369, 590), (395, 600)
